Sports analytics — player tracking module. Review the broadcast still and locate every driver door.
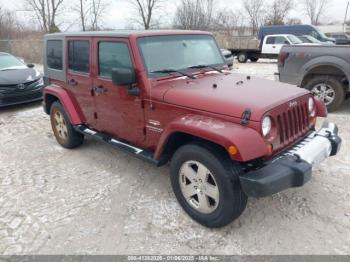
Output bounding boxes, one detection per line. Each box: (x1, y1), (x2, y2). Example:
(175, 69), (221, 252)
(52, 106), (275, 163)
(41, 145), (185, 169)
(91, 38), (145, 144)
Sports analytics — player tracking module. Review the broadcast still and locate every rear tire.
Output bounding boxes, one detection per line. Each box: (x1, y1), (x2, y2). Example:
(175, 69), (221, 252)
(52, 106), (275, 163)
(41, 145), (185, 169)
(237, 52), (248, 63)
(50, 101), (84, 149)
(304, 76), (345, 112)
(250, 57), (259, 62)
(170, 144), (247, 228)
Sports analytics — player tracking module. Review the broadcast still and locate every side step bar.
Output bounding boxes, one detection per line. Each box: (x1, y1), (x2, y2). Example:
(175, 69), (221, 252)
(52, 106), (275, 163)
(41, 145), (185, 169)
(74, 125), (167, 167)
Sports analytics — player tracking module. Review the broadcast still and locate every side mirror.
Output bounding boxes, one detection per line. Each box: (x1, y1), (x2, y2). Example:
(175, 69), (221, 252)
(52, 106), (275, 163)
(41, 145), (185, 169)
(112, 67), (136, 86)
(27, 63), (35, 68)
(284, 41), (290, 45)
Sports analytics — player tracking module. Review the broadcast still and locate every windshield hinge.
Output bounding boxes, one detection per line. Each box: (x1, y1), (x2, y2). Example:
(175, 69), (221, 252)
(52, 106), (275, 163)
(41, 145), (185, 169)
(241, 109), (251, 125)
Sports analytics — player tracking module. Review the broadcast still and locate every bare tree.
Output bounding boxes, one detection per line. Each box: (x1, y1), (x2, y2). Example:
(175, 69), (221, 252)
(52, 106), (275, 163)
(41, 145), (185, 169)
(0, 8), (19, 38)
(73, 0), (88, 31)
(173, 0), (214, 30)
(287, 17), (302, 25)
(72, 0), (107, 31)
(212, 10), (242, 32)
(129, 0), (163, 29)
(264, 0), (294, 25)
(243, 0), (265, 35)
(25, 0), (65, 33)
(90, 0), (107, 30)
(301, 0), (329, 25)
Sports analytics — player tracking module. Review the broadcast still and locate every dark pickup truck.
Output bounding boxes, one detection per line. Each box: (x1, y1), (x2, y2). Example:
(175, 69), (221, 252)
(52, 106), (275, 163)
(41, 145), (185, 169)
(276, 45), (350, 111)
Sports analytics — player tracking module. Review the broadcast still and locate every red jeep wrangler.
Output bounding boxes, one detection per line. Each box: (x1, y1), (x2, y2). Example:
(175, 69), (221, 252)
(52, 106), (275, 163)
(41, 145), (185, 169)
(42, 30), (341, 228)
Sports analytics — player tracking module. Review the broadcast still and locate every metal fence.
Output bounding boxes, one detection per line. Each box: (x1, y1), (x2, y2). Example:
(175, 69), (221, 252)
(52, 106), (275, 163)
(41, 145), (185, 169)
(0, 39), (43, 64)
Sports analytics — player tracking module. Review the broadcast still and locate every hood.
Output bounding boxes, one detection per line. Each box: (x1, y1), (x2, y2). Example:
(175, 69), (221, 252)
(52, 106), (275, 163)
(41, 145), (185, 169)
(155, 72), (309, 121)
(0, 68), (42, 86)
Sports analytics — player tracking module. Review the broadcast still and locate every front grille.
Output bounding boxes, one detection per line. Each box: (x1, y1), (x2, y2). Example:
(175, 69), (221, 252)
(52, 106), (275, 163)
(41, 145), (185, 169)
(0, 79), (40, 94)
(276, 102), (309, 145)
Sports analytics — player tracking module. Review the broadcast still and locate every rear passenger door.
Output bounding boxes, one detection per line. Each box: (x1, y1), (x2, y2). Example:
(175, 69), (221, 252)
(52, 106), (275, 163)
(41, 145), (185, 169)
(91, 38), (145, 143)
(66, 37), (96, 126)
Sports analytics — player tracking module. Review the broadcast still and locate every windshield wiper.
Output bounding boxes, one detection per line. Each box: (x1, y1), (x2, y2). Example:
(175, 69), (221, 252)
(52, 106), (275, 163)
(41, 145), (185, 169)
(188, 65), (223, 73)
(150, 69), (195, 79)
(0, 68), (16, 71)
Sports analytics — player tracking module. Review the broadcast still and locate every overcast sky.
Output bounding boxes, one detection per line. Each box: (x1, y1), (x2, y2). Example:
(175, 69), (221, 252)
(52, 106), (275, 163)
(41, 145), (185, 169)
(0, 0), (349, 31)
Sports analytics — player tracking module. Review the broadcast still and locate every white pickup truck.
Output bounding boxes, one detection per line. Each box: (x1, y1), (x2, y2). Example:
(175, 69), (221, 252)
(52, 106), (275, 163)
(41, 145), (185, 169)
(228, 34), (312, 63)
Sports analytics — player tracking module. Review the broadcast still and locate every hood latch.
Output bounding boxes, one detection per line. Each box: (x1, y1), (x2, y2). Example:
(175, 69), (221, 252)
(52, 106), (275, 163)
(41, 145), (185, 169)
(241, 109), (251, 125)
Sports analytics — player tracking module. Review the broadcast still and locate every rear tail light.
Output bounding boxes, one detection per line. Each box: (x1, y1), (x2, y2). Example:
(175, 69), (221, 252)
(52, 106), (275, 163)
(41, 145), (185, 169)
(278, 52), (289, 67)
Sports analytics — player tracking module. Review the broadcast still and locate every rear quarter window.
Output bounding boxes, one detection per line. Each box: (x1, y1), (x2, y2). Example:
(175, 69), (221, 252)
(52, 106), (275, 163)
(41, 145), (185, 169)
(47, 40), (63, 70)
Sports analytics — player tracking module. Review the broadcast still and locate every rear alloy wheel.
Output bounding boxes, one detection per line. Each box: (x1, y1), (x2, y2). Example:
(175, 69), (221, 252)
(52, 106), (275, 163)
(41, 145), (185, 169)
(53, 110), (68, 141)
(237, 53), (248, 63)
(170, 144), (247, 228)
(50, 101), (84, 148)
(311, 83), (336, 105)
(304, 76), (345, 112)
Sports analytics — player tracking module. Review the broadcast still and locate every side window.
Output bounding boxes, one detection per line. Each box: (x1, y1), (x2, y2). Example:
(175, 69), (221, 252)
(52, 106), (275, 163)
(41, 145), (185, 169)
(275, 37), (288, 44)
(266, 37), (275, 44)
(68, 40), (90, 73)
(47, 40), (63, 70)
(310, 30), (320, 40)
(98, 42), (133, 78)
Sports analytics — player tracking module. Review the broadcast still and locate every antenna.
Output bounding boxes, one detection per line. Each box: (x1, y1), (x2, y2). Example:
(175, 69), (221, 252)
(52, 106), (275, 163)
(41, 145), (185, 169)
(344, 1), (350, 33)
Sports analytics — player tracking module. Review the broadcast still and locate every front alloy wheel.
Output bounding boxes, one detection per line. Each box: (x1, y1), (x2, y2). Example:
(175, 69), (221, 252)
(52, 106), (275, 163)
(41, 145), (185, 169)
(179, 161), (219, 214)
(170, 144), (247, 228)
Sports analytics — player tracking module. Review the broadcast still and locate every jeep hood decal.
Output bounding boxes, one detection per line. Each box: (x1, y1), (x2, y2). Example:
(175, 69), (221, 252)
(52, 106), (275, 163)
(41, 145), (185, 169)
(160, 73), (309, 121)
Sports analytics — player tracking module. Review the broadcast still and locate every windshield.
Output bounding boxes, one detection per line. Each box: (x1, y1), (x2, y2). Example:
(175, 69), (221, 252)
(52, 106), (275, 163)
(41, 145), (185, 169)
(318, 31), (329, 39)
(299, 36), (311, 43)
(287, 35), (303, 44)
(305, 35), (321, 43)
(138, 35), (225, 77)
(0, 54), (26, 70)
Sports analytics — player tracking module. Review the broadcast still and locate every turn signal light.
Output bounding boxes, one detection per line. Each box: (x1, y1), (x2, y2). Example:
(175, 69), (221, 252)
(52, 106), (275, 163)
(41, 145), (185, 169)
(267, 143), (273, 155)
(228, 146), (238, 156)
(310, 116), (317, 126)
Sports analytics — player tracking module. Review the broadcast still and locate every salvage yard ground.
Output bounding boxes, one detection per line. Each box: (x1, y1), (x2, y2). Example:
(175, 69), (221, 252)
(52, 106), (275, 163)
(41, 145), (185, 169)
(0, 61), (349, 255)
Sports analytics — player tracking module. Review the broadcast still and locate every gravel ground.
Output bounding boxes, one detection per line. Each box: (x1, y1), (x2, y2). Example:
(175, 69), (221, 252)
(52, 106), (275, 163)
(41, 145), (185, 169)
(0, 60), (349, 255)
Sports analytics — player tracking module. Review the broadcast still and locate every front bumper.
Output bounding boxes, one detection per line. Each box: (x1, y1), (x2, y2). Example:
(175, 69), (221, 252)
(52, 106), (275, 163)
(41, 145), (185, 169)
(0, 86), (43, 107)
(239, 121), (341, 198)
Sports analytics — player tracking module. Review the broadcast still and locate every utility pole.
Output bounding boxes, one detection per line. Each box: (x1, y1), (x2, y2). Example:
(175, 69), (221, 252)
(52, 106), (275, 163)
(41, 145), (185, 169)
(344, 1), (349, 33)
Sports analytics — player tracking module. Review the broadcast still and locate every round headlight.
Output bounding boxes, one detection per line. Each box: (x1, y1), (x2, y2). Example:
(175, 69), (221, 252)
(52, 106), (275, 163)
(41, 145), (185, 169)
(308, 97), (315, 113)
(262, 116), (272, 137)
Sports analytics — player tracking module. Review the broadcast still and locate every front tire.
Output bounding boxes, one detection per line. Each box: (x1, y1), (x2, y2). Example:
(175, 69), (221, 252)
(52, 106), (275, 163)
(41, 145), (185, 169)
(304, 76), (345, 112)
(50, 101), (84, 149)
(170, 144), (247, 228)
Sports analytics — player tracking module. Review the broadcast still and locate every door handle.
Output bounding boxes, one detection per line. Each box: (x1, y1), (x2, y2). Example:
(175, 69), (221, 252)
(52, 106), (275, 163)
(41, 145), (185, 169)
(68, 79), (78, 86)
(94, 85), (107, 94)
(272, 46), (276, 48)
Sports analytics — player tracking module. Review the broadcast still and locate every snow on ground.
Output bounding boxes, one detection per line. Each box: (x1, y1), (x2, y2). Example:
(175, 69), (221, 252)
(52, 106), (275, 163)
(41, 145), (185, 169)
(0, 60), (349, 255)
